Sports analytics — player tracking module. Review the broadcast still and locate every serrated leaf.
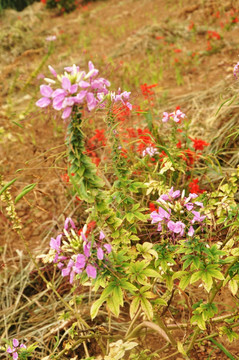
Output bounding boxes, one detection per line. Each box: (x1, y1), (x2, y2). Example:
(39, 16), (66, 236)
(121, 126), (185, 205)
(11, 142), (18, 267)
(207, 268), (224, 280)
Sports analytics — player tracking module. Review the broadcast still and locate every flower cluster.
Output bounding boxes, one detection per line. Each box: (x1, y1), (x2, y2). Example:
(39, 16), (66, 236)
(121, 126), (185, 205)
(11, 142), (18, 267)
(49, 218), (112, 283)
(162, 107), (186, 123)
(234, 61), (239, 79)
(36, 62), (132, 120)
(150, 187), (206, 239)
(7, 339), (26, 360)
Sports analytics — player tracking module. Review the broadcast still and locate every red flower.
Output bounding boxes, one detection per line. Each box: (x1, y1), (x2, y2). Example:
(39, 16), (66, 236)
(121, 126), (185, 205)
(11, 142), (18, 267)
(149, 202), (156, 212)
(188, 178), (205, 194)
(190, 138), (209, 151)
(140, 83), (158, 98)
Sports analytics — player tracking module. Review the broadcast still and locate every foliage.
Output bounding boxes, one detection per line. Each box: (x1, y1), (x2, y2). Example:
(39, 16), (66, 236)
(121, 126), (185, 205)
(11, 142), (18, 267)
(1, 43), (239, 360)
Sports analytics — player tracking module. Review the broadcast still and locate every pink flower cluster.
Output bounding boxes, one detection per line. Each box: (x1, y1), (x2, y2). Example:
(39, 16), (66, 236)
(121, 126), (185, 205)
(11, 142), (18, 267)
(7, 339), (26, 360)
(36, 62), (132, 119)
(150, 187), (206, 239)
(162, 108), (186, 123)
(50, 218), (112, 283)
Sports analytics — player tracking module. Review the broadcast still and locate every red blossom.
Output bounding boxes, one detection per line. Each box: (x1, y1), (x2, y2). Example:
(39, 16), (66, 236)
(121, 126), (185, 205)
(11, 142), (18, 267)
(149, 202), (156, 212)
(188, 178), (205, 194)
(190, 138), (210, 151)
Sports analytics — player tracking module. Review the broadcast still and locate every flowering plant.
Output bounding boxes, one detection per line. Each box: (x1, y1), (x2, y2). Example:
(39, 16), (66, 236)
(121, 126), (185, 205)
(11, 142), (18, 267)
(1, 59), (239, 360)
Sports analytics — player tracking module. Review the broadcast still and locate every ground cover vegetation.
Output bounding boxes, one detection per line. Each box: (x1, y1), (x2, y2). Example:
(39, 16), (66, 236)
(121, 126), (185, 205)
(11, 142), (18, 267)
(0, 0), (239, 359)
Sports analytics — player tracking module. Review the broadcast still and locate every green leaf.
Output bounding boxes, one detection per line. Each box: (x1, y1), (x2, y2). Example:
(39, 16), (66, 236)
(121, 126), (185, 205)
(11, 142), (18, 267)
(229, 279), (238, 296)
(15, 183), (36, 204)
(207, 267), (224, 280)
(130, 296), (140, 319)
(91, 298), (105, 319)
(120, 280), (138, 293)
(141, 297), (153, 320)
(143, 268), (161, 278)
(190, 271), (203, 284)
(133, 211), (148, 222)
(179, 274), (191, 291)
(202, 272), (213, 292)
(126, 212), (135, 223)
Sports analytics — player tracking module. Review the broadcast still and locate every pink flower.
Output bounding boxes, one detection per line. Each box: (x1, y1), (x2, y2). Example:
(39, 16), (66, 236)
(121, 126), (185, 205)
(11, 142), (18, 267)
(188, 225), (195, 237)
(167, 220), (185, 236)
(86, 264), (97, 278)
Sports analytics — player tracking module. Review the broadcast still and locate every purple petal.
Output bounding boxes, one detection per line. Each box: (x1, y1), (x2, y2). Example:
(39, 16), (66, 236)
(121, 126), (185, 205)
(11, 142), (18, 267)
(52, 89), (66, 98)
(36, 97), (51, 108)
(188, 226), (194, 237)
(12, 339), (19, 348)
(64, 217), (76, 230)
(103, 244), (112, 253)
(62, 76), (71, 91)
(86, 265), (97, 279)
(97, 247), (104, 260)
(20, 344), (26, 349)
(7, 346), (13, 353)
(70, 84), (78, 94)
(79, 80), (90, 88)
(75, 254), (86, 269)
(62, 107), (72, 119)
(99, 231), (105, 240)
(13, 352), (18, 360)
(40, 84), (53, 97)
(48, 65), (57, 77)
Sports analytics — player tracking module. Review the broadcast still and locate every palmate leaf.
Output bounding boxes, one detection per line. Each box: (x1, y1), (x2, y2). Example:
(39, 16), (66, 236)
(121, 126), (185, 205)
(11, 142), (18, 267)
(179, 273), (191, 291)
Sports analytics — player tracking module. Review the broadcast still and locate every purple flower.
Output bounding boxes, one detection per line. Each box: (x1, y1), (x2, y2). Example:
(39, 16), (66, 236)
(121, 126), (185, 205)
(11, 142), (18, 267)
(191, 211), (206, 223)
(64, 217), (76, 230)
(83, 241), (91, 257)
(110, 89), (132, 110)
(6, 339), (26, 360)
(173, 109), (186, 122)
(233, 61), (239, 79)
(168, 187), (181, 199)
(188, 225), (195, 237)
(97, 247), (104, 260)
(50, 234), (62, 253)
(46, 35), (56, 41)
(99, 231), (105, 240)
(75, 254), (86, 272)
(86, 264), (97, 279)
(158, 206), (171, 220)
(167, 221), (185, 236)
(36, 85), (53, 108)
(162, 112), (170, 122)
(142, 146), (158, 157)
(104, 244), (112, 253)
(185, 202), (194, 211)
